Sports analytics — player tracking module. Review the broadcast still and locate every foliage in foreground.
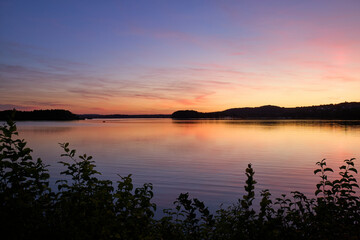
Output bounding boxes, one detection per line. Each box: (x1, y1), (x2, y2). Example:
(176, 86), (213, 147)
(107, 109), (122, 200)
(0, 119), (359, 240)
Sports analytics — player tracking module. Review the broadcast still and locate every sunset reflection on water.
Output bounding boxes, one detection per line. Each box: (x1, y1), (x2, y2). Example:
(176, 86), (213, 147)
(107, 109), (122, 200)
(14, 119), (360, 211)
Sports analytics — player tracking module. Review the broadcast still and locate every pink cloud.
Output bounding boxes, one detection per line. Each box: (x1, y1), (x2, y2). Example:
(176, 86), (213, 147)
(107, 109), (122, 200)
(231, 52), (244, 56)
(323, 75), (358, 83)
(176, 92), (214, 106)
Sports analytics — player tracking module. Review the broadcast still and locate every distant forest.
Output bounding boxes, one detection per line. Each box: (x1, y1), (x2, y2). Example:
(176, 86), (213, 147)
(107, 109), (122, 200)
(172, 102), (360, 120)
(0, 109), (81, 121)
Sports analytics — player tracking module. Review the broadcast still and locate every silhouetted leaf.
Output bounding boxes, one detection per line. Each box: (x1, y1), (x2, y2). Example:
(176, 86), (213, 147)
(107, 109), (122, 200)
(349, 168), (358, 173)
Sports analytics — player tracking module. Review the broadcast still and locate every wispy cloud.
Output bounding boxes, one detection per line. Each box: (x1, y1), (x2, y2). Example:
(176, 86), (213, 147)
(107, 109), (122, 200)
(0, 104), (33, 111)
(323, 75), (358, 83)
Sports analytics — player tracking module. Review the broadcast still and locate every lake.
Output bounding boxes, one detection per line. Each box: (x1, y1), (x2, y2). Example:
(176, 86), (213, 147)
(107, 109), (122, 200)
(11, 119), (360, 212)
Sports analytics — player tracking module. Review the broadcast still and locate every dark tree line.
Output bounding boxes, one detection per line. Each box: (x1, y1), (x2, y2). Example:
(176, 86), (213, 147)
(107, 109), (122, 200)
(172, 102), (360, 119)
(0, 109), (82, 121)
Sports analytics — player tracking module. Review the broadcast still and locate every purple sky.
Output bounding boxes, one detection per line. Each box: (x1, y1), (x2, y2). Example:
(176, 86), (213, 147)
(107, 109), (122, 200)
(1, 0), (360, 114)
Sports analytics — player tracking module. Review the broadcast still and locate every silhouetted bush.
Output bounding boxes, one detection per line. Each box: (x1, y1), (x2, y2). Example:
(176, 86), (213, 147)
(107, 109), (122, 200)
(1, 119), (359, 239)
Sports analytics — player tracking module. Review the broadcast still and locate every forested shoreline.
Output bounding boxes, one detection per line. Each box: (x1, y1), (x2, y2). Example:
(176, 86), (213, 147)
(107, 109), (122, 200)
(172, 102), (360, 120)
(0, 109), (82, 121)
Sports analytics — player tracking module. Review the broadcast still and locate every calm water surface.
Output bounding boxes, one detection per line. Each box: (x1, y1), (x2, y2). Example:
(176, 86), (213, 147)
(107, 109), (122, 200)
(12, 119), (360, 212)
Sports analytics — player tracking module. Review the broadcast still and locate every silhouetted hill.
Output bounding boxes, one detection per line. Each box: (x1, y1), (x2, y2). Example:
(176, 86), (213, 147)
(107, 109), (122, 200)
(0, 109), (82, 121)
(172, 102), (360, 119)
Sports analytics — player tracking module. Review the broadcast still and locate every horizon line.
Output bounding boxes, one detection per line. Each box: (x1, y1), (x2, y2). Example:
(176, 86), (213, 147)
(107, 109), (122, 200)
(2, 101), (359, 116)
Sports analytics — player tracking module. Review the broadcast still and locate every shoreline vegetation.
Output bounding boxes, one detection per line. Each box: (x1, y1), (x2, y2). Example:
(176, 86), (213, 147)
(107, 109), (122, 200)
(172, 102), (360, 120)
(0, 109), (82, 121)
(1, 119), (359, 239)
(1, 102), (360, 121)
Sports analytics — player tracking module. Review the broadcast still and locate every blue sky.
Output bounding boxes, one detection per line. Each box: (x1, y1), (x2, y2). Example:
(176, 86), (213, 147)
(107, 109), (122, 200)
(1, 0), (360, 114)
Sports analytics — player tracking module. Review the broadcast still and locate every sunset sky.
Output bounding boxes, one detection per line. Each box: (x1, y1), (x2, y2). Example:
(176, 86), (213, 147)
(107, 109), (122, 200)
(1, 0), (360, 114)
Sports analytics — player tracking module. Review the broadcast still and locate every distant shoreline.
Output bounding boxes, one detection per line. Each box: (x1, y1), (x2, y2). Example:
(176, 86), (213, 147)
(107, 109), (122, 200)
(80, 114), (171, 119)
(1, 102), (360, 121)
(172, 102), (360, 120)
